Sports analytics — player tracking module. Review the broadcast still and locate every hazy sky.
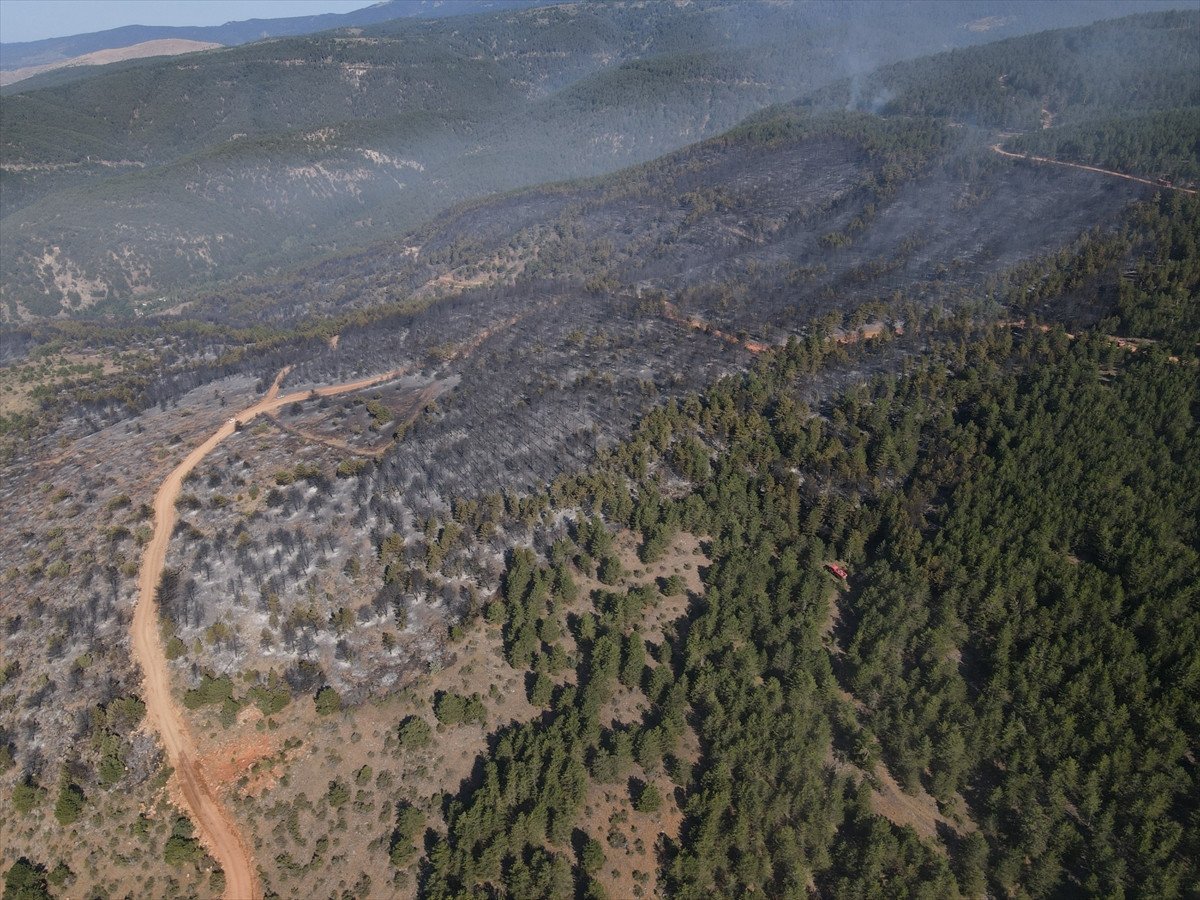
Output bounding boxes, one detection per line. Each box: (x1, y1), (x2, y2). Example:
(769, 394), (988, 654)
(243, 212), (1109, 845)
(0, 0), (379, 44)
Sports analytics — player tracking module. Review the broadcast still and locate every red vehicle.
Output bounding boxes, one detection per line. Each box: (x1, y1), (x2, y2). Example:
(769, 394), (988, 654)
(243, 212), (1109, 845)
(826, 563), (849, 580)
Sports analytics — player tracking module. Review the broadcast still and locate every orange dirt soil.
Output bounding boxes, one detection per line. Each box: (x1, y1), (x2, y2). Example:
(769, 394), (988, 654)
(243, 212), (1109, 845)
(133, 365), (405, 900)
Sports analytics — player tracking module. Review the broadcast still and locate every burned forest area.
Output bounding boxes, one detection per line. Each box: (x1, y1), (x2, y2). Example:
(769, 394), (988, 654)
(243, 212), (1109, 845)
(1, 4), (1198, 900)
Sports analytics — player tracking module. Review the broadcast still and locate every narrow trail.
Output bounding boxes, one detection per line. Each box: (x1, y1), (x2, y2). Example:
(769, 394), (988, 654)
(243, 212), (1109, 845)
(661, 299), (899, 354)
(132, 365), (404, 900)
(265, 412), (393, 458)
(661, 301), (769, 352)
(264, 381), (445, 458)
(1000, 318), (1186, 363)
(991, 143), (1197, 195)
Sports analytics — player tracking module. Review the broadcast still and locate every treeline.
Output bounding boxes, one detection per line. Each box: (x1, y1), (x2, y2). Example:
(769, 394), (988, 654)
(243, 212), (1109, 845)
(0, 0), (924, 316)
(2, 106), (958, 454)
(1105, 193), (1200, 352)
(391, 193), (1199, 897)
(819, 10), (1200, 130)
(1010, 108), (1200, 183)
(8, 3), (1178, 317)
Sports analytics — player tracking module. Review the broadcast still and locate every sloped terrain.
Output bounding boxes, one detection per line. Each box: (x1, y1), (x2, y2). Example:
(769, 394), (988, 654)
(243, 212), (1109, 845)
(0, 108), (1150, 792)
(2, 1), (1187, 317)
(822, 8), (1200, 129)
(1, 8), (1196, 898)
(0, 40), (222, 88)
(0, 0), (540, 74)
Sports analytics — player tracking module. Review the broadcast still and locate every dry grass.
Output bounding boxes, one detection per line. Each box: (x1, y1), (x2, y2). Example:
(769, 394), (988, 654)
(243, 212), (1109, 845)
(1, 40), (222, 87)
(0, 351), (127, 416)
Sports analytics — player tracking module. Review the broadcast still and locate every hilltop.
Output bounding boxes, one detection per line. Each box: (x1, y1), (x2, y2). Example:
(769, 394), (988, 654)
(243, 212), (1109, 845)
(0, 1), (542, 76)
(1, 0), (1190, 318)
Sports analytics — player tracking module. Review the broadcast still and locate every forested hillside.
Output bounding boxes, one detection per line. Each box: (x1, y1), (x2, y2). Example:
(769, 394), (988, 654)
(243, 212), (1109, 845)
(2, 6), (1198, 897)
(395, 194), (1198, 900)
(4, 182), (1194, 897)
(0, 105), (1148, 449)
(1, 1), (1192, 318)
(823, 9), (1199, 129)
(1009, 108), (1200, 185)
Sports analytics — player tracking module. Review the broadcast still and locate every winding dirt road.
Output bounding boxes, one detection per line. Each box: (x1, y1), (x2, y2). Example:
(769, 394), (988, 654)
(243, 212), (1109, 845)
(991, 143), (1197, 195)
(133, 366), (404, 900)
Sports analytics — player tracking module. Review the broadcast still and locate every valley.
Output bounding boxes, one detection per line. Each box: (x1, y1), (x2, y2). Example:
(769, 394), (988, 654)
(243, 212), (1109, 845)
(1, 4), (1198, 899)
(2, 1), (1189, 318)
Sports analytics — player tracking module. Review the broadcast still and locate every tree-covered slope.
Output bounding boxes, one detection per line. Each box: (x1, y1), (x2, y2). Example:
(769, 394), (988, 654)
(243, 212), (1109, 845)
(822, 9), (1199, 129)
(2, 1), (1193, 319)
(4, 188), (1193, 899)
(1, 3), (1197, 888)
(1008, 107), (1200, 185)
(406, 194), (1200, 899)
(435, 195), (1199, 899)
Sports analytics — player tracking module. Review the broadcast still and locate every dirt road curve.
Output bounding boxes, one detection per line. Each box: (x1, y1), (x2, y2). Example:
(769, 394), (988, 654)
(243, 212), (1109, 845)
(133, 366), (404, 900)
(991, 144), (1197, 195)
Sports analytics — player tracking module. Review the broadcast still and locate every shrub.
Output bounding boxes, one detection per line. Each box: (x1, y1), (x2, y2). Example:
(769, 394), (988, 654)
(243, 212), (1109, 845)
(183, 673), (234, 709)
(660, 574), (686, 596)
(397, 716), (432, 749)
(337, 458), (369, 478)
(164, 817), (203, 866)
(98, 749), (125, 787)
(327, 780), (351, 808)
(12, 779), (43, 814)
(106, 696), (146, 732)
(633, 782), (662, 814)
(315, 685), (342, 716)
(47, 862), (72, 887)
(53, 776), (85, 826)
(248, 681), (290, 716)
(433, 691), (486, 726)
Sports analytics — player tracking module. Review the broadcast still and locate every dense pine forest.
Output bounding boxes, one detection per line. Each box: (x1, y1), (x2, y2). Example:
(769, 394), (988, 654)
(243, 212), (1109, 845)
(1010, 108), (1200, 184)
(405, 193), (1199, 898)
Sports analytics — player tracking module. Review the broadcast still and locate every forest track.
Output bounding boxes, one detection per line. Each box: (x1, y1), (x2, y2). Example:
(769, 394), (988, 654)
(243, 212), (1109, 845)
(660, 301), (769, 352)
(265, 413), (393, 458)
(265, 381), (445, 458)
(661, 300), (899, 353)
(991, 143), (1197, 195)
(132, 365), (404, 900)
(1001, 318), (1186, 363)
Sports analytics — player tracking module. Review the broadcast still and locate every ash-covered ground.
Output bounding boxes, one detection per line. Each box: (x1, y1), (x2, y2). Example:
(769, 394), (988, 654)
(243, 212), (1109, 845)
(0, 119), (1149, 780)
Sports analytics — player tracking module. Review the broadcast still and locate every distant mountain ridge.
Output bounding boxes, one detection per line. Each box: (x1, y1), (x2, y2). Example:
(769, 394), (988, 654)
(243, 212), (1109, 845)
(0, 39), (222, 87)
(1, 0), (1194, 320)
(0, 0), (543, 71)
